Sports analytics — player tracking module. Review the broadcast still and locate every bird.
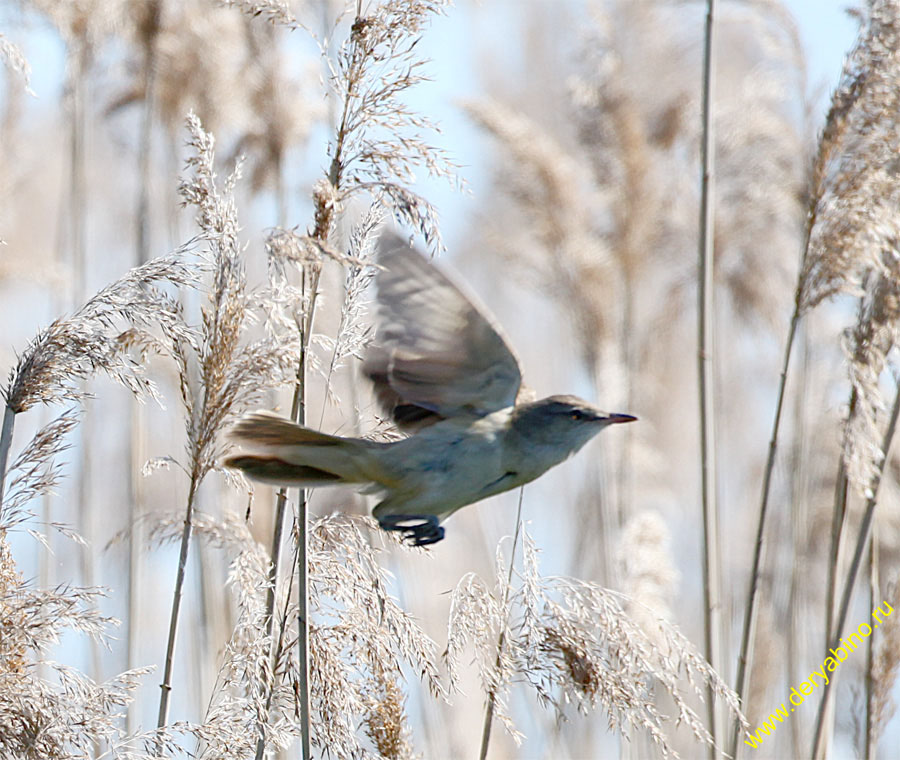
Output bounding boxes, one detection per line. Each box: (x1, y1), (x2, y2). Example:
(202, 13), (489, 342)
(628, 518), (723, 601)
(224, 232), (636, 546)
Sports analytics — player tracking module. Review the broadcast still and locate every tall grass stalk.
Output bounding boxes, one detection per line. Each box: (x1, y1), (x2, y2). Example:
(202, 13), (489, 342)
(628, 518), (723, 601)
(253, 0), (450, 745)
(787, 326), (811, 758)
(255, 285), (317, 760)
(864, 535), (878, 760)
(155, 112), (298, 741)
(67, 38), (103, 695)
(696, 1), (723, 755)
(729, 301), (802, 758)
(157, 476), (200, 733)
(811, 383), (900, 759)
(478, 486), (525, 760)
(0, 405), (14, 508)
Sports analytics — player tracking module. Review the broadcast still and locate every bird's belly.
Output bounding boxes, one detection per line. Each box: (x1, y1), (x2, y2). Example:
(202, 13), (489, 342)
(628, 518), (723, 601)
(382, 432), (515, 514)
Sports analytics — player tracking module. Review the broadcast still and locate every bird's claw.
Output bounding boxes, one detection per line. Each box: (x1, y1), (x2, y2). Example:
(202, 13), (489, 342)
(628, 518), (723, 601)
(378, 514), (445, 546)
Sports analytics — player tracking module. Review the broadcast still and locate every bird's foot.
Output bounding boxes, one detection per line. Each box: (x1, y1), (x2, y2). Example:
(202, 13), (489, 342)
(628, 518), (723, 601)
(378, 514), (445, 547)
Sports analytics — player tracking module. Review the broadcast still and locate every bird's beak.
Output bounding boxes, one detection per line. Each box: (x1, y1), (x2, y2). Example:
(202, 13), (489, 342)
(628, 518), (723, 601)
(604, 413), (637, 424)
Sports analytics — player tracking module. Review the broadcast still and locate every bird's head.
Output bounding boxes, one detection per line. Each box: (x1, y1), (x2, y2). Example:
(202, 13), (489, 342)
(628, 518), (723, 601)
(511, 394), (636, 454)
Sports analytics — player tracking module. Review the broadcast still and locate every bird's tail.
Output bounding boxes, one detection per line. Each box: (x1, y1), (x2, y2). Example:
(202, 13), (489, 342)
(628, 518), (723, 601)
(224, 412), (385, 487)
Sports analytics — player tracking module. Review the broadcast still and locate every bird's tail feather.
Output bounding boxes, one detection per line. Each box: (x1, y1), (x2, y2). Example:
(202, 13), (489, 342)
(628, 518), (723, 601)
(225, 412), (383, 487)
(230, 412), (346, 448)
(224, 455), (345, 487)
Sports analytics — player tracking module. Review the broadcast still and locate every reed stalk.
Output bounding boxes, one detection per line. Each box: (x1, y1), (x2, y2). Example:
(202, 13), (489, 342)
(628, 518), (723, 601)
(157, 474), (200, 734)
(810, 382), (900, 759)
(864, 534), (878, 760)
(697, 2), (722, 755)
(478, 486), (525, 760)
(0, 405), (15, 510)
(729, 303), (801, 758)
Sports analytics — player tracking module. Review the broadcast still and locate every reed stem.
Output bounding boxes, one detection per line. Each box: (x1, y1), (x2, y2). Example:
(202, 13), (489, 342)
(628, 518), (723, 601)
(697, 1), (722, 755)
(478, 486), (526, 760)
(810, 383), (900, 759)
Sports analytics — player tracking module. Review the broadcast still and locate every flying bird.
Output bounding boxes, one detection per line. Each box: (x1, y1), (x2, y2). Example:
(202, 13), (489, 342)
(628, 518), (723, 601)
(225, 233), (636, 546)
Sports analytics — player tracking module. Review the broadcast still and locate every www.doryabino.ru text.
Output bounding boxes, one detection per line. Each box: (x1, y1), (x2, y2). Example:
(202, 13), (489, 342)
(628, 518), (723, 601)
(744, 601), (894, 749)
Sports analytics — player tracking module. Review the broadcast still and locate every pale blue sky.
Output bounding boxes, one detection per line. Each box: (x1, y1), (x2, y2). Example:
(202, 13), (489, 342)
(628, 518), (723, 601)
(785, 0), (857, 100)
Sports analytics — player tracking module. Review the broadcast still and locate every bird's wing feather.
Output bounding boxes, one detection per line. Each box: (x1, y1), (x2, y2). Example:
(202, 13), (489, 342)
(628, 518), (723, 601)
(363, 233), (522, 429)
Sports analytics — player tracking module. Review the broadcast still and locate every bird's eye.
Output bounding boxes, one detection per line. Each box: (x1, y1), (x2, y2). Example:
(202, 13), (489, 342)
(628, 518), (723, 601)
(570, 410), (584, 421)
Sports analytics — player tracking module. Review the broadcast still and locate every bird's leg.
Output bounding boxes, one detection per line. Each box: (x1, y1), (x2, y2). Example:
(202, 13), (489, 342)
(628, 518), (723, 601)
(377, 514), (445, 546)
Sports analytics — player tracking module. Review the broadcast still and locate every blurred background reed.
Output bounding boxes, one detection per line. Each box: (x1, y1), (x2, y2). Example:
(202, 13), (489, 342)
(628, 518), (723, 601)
(1, 0), (899, 758)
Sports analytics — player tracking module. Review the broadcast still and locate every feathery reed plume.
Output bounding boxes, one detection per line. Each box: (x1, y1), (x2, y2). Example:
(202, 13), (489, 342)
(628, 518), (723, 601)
(252, 3), (456, 755)
(217, 0), (298, 28)
(0, 33), (33, 94)
(447, 529), (745, 758)
(1, 409), (80, 534)
(842, 266), (900, 498)
(0, 253), (195, 511)
(319, 202), (383, 408)
(731, 3), (900, 749)
(235, 19), (319, 223)
(0, 533), (152, 758)
(800, 2), (900, 314)
(197, 512), (296, 757)
(156, 112), (298, 731)
(361, 667), (414, 760)
(869, 578), (900, 747)
(465, 99), (611, 378)
(617, 510), (679, 637)
(307, 515), (442, 756)
(801, 0), (900, 505)
(146, 512), (444, 755)
(316, 0), (455, 246)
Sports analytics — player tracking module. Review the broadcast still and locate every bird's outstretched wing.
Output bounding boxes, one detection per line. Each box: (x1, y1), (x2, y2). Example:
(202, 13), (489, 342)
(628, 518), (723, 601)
(363, 233), (523, 430)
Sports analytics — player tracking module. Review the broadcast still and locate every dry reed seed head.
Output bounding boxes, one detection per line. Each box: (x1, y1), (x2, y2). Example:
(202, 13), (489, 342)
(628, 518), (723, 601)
(175, 113), (302, 477)
(139, 1), (253, 136)
(713, 72), (807, 324)
(296, 516), (444, 756)
(0, 34), (33, 94)
(197, 516), (300, 757)
(542, 628), (601, 701)
(312, 177), (340, 241)
(841, 254), (900, 497)
(217, 0), (298, 28)
(0, 664), (153, 760)
(1, 253), (197, 415)
(871, 577), (900, 741)
(28, 0), (125, 54)
(0, 562), (152, 759)
(0, 534), (26, 676)
(361, 668), (415, 760)
(445, 528), (745, 757)
(801, 0), (900, 312)
(139, 509), (303, 753)
(318, 202), (384, 391)
(616, 510), (679, 639)
(1, 409), (81, 531)
(465, 98), (614, 372)
(320, 0), (455, 249)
